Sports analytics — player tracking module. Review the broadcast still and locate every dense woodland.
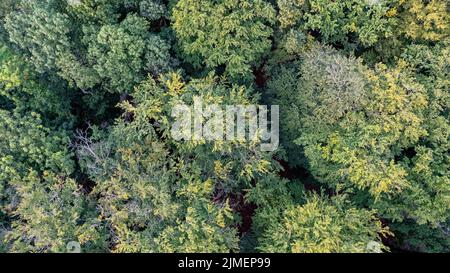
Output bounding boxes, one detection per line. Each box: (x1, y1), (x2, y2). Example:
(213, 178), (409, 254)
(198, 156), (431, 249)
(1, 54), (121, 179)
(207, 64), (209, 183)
(0, 0), (449, 253)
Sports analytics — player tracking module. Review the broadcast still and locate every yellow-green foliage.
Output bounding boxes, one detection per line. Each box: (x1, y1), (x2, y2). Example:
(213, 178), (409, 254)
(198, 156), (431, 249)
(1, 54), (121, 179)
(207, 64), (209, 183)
(4, 174), (106, 253)
(72, 73), (279, 252)
(0, 44), (73, 126)
(0, 0), (448, 253)
(399, 0), (450, 41)
(277, 0), (397, 47)
(172, 0), (276, 79)
(258, 194), (390, 253)
(269, 44), (449, 226)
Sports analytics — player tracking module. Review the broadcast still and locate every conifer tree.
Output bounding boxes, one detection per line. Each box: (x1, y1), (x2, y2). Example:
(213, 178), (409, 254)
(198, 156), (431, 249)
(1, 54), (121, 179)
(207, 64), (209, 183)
(172, 0), (276, 80)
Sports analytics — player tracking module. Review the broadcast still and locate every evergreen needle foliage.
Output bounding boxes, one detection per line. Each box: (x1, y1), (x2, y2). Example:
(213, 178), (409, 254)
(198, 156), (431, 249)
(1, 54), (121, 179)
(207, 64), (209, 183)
(0, 0), (448, 253)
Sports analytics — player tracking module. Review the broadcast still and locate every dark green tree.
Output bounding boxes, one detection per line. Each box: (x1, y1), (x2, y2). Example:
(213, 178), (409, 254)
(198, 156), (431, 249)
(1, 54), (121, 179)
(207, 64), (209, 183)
(86, 14), (171, 93)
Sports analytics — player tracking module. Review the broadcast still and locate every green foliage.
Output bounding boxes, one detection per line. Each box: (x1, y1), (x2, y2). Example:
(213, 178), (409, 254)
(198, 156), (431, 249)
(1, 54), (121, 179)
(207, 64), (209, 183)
(389, 220), (450, 253)
(4, 0), (73, 73)
(67, 0), (167, 24)
(72, 73), (278, 252)
(267, 44), (367, 166)
(245, 174), (296, 237)
(0, 0), (448, 254)
(0, 108), (76, 252)
(87, 14), (170, 93)
(139, 0), (167, 21)
(77, 128), (182, 252)
(0, 0), (18, 43)
(257, 194), (390, 253)
(398, 0), (450, 42)
(269, 43), (449, 229)
(0, 44), (74, 127)
(277, 0), (397, 48)
(3, 174), (106, 253)
(172, 0), (276, 80)
(155, 201), (239, 253)
(0, 110), (74, 187)
(119, 72), (279, 190)
(67, 0), (125, 24)
(5, 0), (172, 93)
(361, 0), (449, 64)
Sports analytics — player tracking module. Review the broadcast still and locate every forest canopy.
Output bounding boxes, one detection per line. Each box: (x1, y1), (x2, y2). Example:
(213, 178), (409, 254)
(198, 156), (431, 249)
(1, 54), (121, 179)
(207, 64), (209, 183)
(0, 0), (449, 253)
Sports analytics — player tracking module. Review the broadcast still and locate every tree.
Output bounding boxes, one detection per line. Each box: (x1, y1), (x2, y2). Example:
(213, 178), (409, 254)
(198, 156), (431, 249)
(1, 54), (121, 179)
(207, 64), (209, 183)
(0, 108), (76, 253)
(0, 44), (74, 127)
(256, 194), (390, 253)
(68, 0), (167, 24)
(398, 0), (449, 42)
(0, 0), (18, 43)
(155, 191), (239, 253)
(267, 44), (367, 166)
(0, 0), (448, 254)
(118, 72), (279, 192)
(4, 0), (73, 73)
(361, 0), (449, 64)
(389, 219), (450, 253)
(5, 0), (172, 94)
(0, 110), (74, 188)
(276, 0), (397, 48)
(268, 43), (449, 230)
(0, 109), (74, 212)
(73, 73), (277, 252)
(87, 14), (171, 93)
(3, 174), (106, 253)
(172, 0), (276, 80)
